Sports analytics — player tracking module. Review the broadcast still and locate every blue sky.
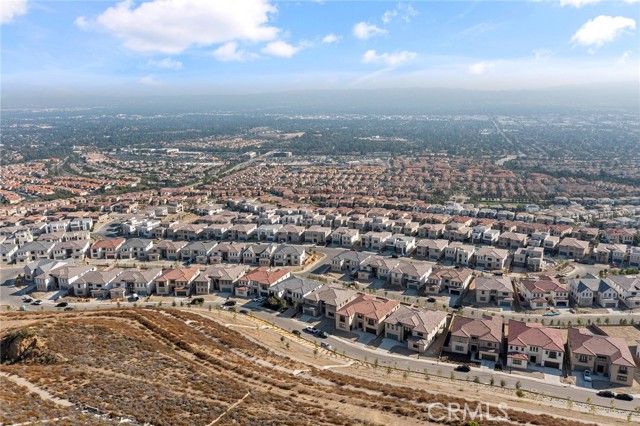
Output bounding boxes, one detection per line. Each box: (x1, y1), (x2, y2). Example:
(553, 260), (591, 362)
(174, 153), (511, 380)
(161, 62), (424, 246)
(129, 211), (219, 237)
(1, 0), (638, 97)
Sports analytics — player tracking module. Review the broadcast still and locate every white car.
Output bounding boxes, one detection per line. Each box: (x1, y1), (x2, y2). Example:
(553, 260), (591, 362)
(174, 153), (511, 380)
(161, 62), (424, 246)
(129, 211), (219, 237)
(32, 300), (43, 306)
(583, 369), (592, 382)
(320, 342), (332, 350)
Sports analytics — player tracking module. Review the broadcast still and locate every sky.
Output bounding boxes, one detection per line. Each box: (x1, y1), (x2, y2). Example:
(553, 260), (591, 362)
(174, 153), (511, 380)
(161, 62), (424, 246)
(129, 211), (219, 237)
(1, 0), (639, 99)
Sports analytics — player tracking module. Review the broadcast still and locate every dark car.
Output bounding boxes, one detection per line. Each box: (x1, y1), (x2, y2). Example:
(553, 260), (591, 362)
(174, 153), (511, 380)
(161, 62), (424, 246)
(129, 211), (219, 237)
(239, 309), (249, 315)
(426, 297), (436, 303)
(190, 297), (205, 305)
(292, 330), (302, 336)
(23, 297), (33, 303)
(597, 390), (616, 398)
(317, 330), (328, 338)
(615, 393), (633, 401)
(64, 307), (74, 311)
(223, 300), (236, 307)
(55, 302), (68, 308)
(454, 365), (471, 373)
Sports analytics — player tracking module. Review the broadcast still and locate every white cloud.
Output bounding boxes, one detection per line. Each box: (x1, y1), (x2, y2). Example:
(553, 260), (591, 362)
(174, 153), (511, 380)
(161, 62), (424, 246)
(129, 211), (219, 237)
(261, 40), (301, 58)
(619, 50), (633, 63)
(533, 49), (552, 61)
(212, 42), (252, 62)
(468, 61), (496, 75)
(148, 58), (183, 70)
(362, 49), (417, 67)
(322, 33), (341, 44)
(624, 0), (639, 4)
(353, 22), (387, 40)
(559, 0), (600, 7)
(381, 3), (418, 24)
(76, 0), (280, 54)
(140, 75), (161, 86)
(1, 0), (28, 24)
(571, 15), (636, 49)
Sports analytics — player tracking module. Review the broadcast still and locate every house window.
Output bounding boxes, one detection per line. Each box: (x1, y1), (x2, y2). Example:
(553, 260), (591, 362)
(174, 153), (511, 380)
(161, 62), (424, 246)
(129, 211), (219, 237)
(619, 366), (628, 374)
(455, 345), (465, 352)
(579, 354), (588, 363)
(617, 375), (627, 382)
(548, 352), (557, 359)
(513, 359), (522, 365)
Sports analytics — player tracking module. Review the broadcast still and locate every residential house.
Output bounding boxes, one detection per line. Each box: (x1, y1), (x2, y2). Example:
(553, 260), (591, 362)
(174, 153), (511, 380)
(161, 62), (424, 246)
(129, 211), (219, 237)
(385, 234), (416, 255)
(147, 240), (188, 261)
(389, 260), (433, 290)
(357, 256), (400, 281)
(424, 268), (474, 295)
(569, 275), (619, 308)
(302, 284), (358, 318)
(335, 294), (399, 335)
(242, 243), (276, 265)
(444, 242), (476, 266)
(475, 276), (514, 307)
(331, 251), (372, 273)
(181, 241), (217, 263)
(45, 264), (96, 293)
(51, 240), (90, 260)
(275, 225), (305, 243)
(1, 244), (18, 263)
(210, 242), (247, 264)
(194, 264), (246, 294)
(630, 247), (640, 268)
(119, 238), (153, 261)
(90, 237), (126, 259)
(384, 305), (448, 352)
(204, 224), (229, 240)
(273, 244), (306, 267)
(228, 223), (257, 241)
(475, 247), (509, 271)
(360, 231), (392, 251)
(415, 239), (449, 261)
(169, 223), (207, 241)
(512, 247), (545, 272)
(268, 276), (324, 307)
(304, 226), (332, 245)
(16, 241), (55, 263)
(155, 267), (201, 296)
(236, 267), (291, 298)
(256, 224), (283, 242)
(517, 276), (569, 309)
(447, 315), (503, 363)
(74, 269), (125, 298)
(498, 232), (529, 250)
(116, 268), (162, 297)
(607, 275), (640, 309)
(593, 243), (628, 266)
(557, 237), (591, 259)
(568, 328), (635, 386)
(506, 320), (565, 370)
(330, 227), (360, 247)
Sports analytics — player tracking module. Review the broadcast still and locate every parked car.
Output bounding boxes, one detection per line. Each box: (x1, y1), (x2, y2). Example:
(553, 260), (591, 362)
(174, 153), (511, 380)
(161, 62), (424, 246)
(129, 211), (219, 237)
(239, 309), (249, 315)
(583, 369), (592, 382)
(32, 300), (43, 306)
(223, 300), (236, 307)
(191, 297), (205, 305)
(615, 393), (634, 401)
(292, 330), (301, 336)
(23, 297), (33, 303)
(64, 307), (74, 311)
(55, 302), (68, 308)
(596, 390), (616, 398)
(543, 311), (559, 317)
(253, 297), (265, 303)
(426, 297), (436, 303)
(320, 342), (332, 349)
(317, 330), (328, 338)
(455, 365), (471, 373)
(305, 326), (318, 334)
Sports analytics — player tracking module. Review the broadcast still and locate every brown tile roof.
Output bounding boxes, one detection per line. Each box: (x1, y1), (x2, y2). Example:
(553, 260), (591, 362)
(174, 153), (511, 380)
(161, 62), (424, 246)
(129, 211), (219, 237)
(91, 237), (126, 249)
(508, 320), (565, 352)
(451, 315), (502, 344)
(568, 328), (635, 367)
(336, 294), (399, 321)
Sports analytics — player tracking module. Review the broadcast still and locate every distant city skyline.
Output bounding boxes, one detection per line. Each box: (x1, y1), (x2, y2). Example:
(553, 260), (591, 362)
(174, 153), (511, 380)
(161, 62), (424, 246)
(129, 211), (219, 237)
(2, 0), (639, 98)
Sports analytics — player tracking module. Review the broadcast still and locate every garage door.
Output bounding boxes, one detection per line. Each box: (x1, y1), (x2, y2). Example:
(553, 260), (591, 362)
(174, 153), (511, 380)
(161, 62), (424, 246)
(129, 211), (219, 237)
(366, 327), (377, 334)
(481, 353), (497, 361)
(450, 289), (460, 295)
(387, 333), (400, 341)
(544, 361), (560, 369)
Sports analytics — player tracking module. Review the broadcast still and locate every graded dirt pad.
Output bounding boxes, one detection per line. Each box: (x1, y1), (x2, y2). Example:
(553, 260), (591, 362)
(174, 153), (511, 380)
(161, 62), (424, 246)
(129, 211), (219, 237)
(0, 308), (623, 426)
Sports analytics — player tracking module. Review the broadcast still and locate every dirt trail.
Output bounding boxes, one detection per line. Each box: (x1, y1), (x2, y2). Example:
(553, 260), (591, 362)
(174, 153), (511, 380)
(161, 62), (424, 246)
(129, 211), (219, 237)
(0, 371), (73, 407)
